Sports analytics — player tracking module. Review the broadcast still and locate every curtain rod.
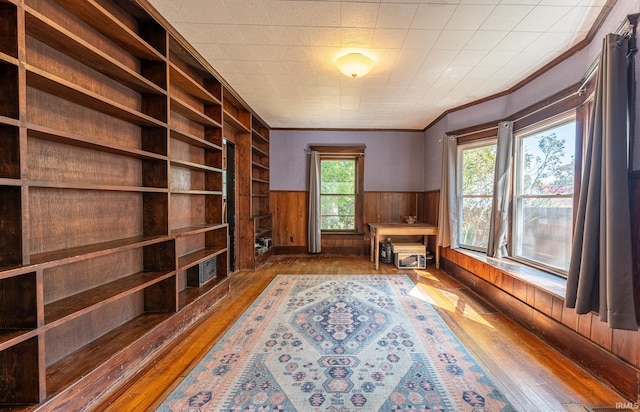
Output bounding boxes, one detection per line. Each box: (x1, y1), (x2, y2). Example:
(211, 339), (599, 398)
(305, 150), (364, 156)
(578, 13), (638, 95)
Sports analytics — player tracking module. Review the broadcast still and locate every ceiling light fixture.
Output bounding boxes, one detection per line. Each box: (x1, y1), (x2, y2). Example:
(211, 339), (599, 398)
(335, 53), (375, 78)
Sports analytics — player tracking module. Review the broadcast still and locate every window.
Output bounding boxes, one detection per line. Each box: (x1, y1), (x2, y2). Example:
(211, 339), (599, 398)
(513, 113), (576, 272)
(311, 145), (365, 232)
(458, 140), (497, 251)
(321, 159), (356, 230)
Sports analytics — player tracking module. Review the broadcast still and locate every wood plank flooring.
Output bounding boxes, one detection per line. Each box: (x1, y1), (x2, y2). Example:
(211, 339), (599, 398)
(95, 255), (629, 411)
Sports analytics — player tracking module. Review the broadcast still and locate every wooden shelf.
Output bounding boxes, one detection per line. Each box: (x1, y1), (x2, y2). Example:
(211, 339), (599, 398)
(252, 214), (271, 221)
(26, 65), (167, 127)
(44, 270), (175, 328)
(252, 177), (269, 184)
(29, 235), (171, 267)
(0, 329), (38, 353)
(252, 161), (269, 170)
(255, 228), (272, 238)
(0, 51), (18, 66)
(25, 8), (166, 95)
(27, 124), (168, 161)
(27, 180), (169, 192)
(252, 193), (269, 198)
(252, 129), (269, 144)
(170, 223), (227, 237)
(223, 110), (251, 133)
(0, 178), (20, 187)
(169, 63), (221, 105)
(170, 128), (222, 151)
(170, 189), (222, 196)
(252, 144), (269, 157)
(50, 0), (166, 61)
(170, 159), (222, 173)
(178, 275), (229, 310)
(178, 247), (227, 271)
(46, 312), (173, 397)
(0, 115), (19, 127)
(171, 97), (222, 128)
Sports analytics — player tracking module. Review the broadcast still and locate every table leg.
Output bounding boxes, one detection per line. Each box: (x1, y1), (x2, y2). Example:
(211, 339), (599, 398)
(374, 232), (380, 270)
(370, 230), (374, 262)
(435, 244), (440, 269)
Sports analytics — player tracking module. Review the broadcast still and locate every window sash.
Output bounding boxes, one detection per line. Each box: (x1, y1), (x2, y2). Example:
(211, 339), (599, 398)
(315, 153), (363, 232)
(457, 139), (497, 251)
(512, 113), (576, 274)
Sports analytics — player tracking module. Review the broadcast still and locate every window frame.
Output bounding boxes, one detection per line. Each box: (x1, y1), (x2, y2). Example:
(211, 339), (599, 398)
(456, 138), (497, 252)
(310, 145), (365, 234)
(511, 111), (578, 275)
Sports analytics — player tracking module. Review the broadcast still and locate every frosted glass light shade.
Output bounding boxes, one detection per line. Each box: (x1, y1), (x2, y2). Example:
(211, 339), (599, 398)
(336, 53), (375, 78)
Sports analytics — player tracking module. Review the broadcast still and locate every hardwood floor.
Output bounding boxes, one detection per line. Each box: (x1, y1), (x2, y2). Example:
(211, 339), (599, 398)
(95, 255), (628, 411)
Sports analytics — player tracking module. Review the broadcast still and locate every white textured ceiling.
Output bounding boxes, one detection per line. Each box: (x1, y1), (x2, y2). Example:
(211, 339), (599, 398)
(148, 0), (607, 129)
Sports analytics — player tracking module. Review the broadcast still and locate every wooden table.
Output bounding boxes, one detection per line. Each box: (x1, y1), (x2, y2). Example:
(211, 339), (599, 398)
(368, 223), (439, 270)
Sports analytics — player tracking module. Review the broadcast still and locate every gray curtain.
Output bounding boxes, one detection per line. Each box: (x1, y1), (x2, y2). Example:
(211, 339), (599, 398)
(308, 150), (321, 253)
(487, 121), (513, 258)
(566, 34), (637, 330)
(437, 136), (459, 249)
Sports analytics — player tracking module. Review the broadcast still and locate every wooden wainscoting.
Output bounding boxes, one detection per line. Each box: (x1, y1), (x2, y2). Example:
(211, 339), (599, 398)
(270, 191), (433, 254)
(441, 247), (640, 401)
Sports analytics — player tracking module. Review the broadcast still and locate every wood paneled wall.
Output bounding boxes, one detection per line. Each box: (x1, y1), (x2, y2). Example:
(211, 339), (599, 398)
(270, 191), (435, 254)
(440, 175), (640, 400)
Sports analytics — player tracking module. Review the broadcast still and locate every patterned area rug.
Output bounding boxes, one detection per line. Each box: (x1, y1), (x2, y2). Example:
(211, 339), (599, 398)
(158, 274), (515, 411)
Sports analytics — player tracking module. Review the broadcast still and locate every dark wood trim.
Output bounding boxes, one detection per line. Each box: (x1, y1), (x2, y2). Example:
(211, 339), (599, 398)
(454, 126), (498, 144)
(309, 144), (366, 154)
(510, 83), (584, 131)
(442, 256), (640, 402)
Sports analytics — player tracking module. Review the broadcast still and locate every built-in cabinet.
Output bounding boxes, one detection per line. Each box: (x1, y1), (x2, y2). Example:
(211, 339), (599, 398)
(0, 0), (269, 407)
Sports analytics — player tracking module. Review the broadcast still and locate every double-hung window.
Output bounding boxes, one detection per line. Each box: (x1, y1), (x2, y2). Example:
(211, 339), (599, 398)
(312, 145), (365, 233)
(512, 113), (576, 273)
(457, 140), (497, 251)
(321, 158), (357, 230)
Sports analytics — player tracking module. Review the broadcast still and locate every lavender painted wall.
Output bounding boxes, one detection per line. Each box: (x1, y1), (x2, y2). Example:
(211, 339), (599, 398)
(424, 0), (640, 190)
(270, 130), (425, 191)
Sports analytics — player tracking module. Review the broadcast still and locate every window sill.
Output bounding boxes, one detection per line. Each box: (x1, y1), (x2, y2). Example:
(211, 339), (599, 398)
(452, 248), (567, 299)
(322, 232), (364, 239)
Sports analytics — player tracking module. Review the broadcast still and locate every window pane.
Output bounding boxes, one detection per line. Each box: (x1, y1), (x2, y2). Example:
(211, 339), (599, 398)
(460, 197), (493, 249)
(520, 122), (575, 196)
(458, 141), (496, 251)
(515, 197), (573, 271)
(320, 159), (356, 231)
(322, 216), (355, 230)
(321, 160), (355, 193)
(462, 145), (496, 196)
(322, 181), (355, 194)
(321, 195), (355, 216)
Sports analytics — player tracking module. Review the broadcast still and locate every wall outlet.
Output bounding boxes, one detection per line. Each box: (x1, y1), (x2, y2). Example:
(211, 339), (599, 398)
(290, 236), (294, 242)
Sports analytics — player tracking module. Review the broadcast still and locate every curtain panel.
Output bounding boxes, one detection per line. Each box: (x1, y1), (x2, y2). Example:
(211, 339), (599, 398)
(308, 150), (321, 253)
(437, 136), (459, 249)
(487, 121), (513, 258)
(566, 34), (637, 330)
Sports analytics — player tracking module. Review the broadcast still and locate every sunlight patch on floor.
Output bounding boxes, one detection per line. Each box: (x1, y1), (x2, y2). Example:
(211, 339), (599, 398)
(409, 284), (495, 329)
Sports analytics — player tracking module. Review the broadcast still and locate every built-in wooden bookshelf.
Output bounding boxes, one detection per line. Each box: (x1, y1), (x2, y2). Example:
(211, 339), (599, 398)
(0, 0), (259, 408)
(251, 116), (273, 266)
(224, 91), (272, 270)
